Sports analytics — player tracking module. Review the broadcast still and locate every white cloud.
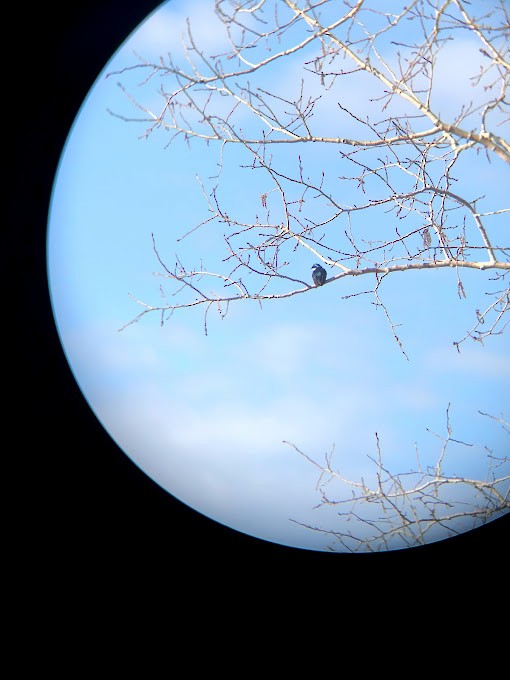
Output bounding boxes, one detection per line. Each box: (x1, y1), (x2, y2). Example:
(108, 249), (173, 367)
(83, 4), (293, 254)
(430, 38), (487, 117)
(59, 309), (507, 552)
(426, 344), (510, 379)
(234, 322), (319, 378)
(90, 377), (338, 549)
(123, 0), (230, 60)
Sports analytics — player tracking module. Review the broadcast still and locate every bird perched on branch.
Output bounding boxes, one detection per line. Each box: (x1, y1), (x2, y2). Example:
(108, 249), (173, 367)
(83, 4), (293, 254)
(311, 263), (327, 287)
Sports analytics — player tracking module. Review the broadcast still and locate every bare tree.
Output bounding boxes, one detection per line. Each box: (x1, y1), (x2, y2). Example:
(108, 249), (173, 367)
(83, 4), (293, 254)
(108, 0), (509, 345)
(285, 407), (509, 552)
(107, 0), (509, 549)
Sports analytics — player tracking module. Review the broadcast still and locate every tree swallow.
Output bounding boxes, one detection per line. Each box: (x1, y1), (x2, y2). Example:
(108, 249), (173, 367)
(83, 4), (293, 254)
(311, 263), (327, 287)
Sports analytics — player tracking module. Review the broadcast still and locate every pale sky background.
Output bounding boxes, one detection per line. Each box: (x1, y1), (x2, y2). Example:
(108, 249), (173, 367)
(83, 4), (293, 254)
(47, 0), (509, 552)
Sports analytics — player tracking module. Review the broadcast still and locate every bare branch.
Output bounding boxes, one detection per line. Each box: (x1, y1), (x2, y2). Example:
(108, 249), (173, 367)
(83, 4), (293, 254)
(109, 0), (509, 349)
(286, 408), (509, 552)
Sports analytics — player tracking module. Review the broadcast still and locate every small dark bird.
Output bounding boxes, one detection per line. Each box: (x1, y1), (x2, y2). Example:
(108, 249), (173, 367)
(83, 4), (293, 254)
(311, 263), (327, 287)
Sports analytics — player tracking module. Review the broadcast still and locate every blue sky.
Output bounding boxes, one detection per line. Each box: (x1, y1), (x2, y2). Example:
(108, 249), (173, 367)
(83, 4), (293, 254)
(47, 0), (509, 552)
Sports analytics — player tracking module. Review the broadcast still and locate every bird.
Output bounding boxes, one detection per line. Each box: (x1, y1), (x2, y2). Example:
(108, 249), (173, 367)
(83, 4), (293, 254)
(311, 263), (327, 287)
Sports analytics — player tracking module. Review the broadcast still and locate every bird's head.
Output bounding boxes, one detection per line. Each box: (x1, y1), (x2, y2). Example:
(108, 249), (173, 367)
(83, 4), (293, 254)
(311, 263), (322, 270)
